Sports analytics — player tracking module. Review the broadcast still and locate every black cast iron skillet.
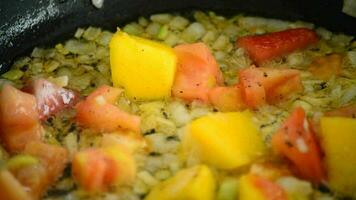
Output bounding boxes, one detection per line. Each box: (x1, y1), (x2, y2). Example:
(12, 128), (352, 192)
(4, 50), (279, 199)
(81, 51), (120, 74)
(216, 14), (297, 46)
(0, 0), (355, 73)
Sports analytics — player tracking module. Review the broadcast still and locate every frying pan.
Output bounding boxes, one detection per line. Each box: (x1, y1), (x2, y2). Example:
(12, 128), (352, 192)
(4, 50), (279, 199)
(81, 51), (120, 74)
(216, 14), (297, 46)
(0, 0), (355, 74)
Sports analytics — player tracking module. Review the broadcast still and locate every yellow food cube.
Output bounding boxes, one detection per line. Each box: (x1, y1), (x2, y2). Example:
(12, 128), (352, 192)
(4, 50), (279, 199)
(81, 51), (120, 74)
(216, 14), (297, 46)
(145, 165), (216, 200)
(320, 117), (356, 197)
(183, 111), (266, 169)
(239, 175), (266, 200)
(109, 31), (177, 100)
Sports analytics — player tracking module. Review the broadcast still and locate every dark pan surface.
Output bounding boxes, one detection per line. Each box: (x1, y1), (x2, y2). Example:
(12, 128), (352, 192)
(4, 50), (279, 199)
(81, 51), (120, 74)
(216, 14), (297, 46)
(0, 0), (355, 72)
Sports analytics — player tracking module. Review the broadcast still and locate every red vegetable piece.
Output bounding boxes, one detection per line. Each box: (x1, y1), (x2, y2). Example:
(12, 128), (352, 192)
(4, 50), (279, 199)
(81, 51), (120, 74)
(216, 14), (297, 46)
(238, 66), (302, 108)
(172, 42), (223, 103)
(24, 79), (79, 120)
(272, 107), (326, 184)
(251, 175), (288, 200)
(208, 86), (246, 111)
(237, 28), (318, 64)
(8, 141), (68, 199)
(76, 85), (140, 133)
(0, 84), (42, 153)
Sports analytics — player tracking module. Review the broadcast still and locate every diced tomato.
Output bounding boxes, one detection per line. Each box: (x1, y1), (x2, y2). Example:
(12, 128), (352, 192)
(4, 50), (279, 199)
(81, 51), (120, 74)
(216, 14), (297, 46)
(238, 66), (302, 108)
(0, 169), (32, 200)
(5, 142), (68, 200)
(24, 141), (68, 185)
(309, 54), (343, 80)
(10, 164), (48, 200)
(72, 149), (108, 192)
(0, 84), (39, 128)
(237, 28), (319, 64)
(238, 66), (267, 108)
(172, 43), (223, 103)
(267, 75), (303, 103)
(2, 124), (44, 155)
(272, 107), (326, 184)
(325, 104), (356, 118)
(251, 175), (287, 200)
(24, 79), (80, 120)
(76, 85), (140, 133)
(208, 86), (245, 111)
(0, 84), (42, 153)
(72, 146), (136, 192)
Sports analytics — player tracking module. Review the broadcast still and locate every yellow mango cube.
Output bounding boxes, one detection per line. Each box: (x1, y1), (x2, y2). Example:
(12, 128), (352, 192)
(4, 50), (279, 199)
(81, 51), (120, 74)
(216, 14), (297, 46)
(183, 111), (266, 169)
(320, 117), (356, 197)
(145, 165), (216, 200)
(109, 31), (177, 100)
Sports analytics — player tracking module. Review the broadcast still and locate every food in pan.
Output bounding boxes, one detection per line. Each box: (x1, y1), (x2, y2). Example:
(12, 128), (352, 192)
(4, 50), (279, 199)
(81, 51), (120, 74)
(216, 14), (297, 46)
(0, 11), (355, 200)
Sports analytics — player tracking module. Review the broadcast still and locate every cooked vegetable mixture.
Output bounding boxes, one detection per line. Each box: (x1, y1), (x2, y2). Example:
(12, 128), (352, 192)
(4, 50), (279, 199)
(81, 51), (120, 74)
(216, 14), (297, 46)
(0, 11), (356, 200)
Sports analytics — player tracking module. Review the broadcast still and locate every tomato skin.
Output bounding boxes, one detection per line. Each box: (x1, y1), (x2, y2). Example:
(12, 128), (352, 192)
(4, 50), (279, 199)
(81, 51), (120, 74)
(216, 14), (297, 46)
(237, 28), (318, 64)
(76, 85), (140, 133)
(208, 86), (246, 111)
(0, 84), (42, 153)
(172, 43), (223, 103)
(272, 107), (326, 184)
(238, 66), (302, 108)
(24, 79), (80, 120)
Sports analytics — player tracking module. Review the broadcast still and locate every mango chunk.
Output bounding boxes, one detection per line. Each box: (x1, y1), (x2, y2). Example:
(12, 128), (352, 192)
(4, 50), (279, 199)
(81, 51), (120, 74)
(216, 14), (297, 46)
(109, 31), (177, 100)
(145, 165), (216, 200)
(183, 111), (266, 169)
(320, 117), (356, 197)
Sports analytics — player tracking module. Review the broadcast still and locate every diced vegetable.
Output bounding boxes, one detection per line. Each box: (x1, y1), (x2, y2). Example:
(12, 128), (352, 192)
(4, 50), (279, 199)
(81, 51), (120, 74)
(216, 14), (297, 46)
(249, 162), (291, 181)
(183, 111), (265, 169)
(172, 42), (223, 103)
(24, 141), (68, 188)
(6, 155), (39, 170)
(145, 165), (216, 200)
(101, 132), (147, 153)
(238, 66), (302, 108)
(272, 107), (325, 184)
(237, 28), (318, 64)
(23, 79), (79, 120)
(1, 69), (24, 81)
(72, 145), (136, 192)
(208, 86), (245, 111)
(4, 141), (68, 199)
(0, 169), (31, 200)
(320, 117), (356, 197)
(76, 85), (140, 133)
(110, 31), (177, 100)
(10, 162), (48, 200)
(276, 176), (313, 200)
(239, 174), (287, 200)
(0, 84), (42, 153)
(309, 54), (343, 80)
(217, 178), (239, 200)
